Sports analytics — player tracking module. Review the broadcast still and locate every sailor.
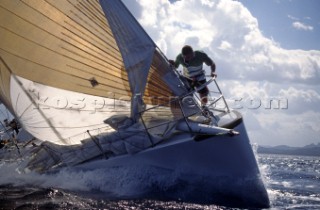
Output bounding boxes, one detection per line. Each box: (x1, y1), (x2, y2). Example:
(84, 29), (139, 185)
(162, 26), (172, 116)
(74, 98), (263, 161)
(169, 45), (217, 106)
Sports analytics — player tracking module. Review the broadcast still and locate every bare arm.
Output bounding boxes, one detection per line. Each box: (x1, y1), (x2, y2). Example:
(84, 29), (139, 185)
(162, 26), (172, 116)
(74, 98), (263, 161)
(210, 62), (217, 77)
(203, 52), (217, 77)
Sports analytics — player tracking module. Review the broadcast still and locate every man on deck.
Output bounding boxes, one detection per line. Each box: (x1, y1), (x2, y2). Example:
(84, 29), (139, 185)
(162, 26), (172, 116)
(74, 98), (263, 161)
(169, 45), (217, 106)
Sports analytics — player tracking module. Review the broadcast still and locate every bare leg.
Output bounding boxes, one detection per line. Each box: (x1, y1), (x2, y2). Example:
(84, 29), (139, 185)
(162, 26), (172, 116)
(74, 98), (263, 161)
(200, 92), (208, 106)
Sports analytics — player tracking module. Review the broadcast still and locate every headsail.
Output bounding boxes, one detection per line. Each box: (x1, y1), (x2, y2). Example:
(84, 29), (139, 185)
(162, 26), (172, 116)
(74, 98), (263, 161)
(99, 0), (155, 121)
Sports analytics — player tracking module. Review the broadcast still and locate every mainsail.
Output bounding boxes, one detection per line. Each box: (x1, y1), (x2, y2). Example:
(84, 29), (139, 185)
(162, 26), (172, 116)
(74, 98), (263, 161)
(0, 0), (195, 145)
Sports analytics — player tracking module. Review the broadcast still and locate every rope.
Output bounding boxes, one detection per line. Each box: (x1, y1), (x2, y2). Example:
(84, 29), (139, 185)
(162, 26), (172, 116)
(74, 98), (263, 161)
(87, 130), (107, 159)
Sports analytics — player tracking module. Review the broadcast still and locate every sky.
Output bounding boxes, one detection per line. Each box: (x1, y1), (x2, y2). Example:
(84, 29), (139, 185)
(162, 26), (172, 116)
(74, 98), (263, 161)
(238, 0), (320, 51)
(121, 0), (320, 147)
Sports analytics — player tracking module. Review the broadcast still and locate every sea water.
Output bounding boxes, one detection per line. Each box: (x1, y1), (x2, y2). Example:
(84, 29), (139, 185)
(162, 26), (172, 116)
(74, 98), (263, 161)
(0, 154), (319, 209)
(259, 154), (320, 209)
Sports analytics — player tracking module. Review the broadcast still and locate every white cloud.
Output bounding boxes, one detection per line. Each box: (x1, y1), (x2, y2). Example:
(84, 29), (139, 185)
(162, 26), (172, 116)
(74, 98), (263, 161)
(124, 0), (320, 85)
(279, 87), (320, 102)
(122, 0), (320, 146)
(218, 41), (232, 51)
(292, 21), (314, 31)
(278, 86), (320, 114)
(220, 81), (320, 114)
(248, 111), (320, 147)
(288, 15), (299, 21)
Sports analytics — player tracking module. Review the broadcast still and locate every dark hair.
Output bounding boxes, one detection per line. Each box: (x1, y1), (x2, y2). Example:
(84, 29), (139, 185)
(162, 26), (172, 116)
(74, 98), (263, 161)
(182, 45), (193, 56)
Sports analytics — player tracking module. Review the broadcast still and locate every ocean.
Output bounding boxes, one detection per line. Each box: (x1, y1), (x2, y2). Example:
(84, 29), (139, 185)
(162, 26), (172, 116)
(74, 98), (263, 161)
(0, 153), (319, 209)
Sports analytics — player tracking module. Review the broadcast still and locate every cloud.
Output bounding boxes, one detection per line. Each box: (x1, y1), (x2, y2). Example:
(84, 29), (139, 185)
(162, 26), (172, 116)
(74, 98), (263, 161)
(123, 0), (320, 85)
(248, 111), (320, 146)
(278, 86), (320, 114)
(292, 21), (314, 31)
(219, 81), (320, 114)
(288, 15), (299, 21)
(122, 0), (320, 146)
(288, 14), (314, 30)
(218, 80), (320, 146)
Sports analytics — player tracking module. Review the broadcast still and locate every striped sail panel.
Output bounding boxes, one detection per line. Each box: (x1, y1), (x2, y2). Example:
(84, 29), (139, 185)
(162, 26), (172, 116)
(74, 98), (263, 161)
(0, 0), (131, 100)
(0, 0), (184, 144)
(0, 0), (174, 105)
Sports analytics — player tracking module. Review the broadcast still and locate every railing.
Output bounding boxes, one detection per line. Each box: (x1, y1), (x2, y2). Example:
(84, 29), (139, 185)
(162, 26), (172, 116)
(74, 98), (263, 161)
(138, 75), (231, 146)
(188, 76), (229, 113)
(207, 76), (231, 113)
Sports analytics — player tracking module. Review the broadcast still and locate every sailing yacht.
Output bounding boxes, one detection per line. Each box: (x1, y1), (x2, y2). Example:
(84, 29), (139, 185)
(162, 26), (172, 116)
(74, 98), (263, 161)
(0, 0), (269, 207)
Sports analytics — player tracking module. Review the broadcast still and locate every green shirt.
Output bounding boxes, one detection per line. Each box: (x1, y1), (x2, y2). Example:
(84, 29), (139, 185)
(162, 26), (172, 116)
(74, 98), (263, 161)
(174, 50), (214, 78)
